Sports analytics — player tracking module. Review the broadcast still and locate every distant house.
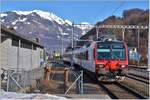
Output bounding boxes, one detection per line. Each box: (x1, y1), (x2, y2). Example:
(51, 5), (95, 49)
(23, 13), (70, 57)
(0, 25), (44, 71)
(128, 47), (141, 61)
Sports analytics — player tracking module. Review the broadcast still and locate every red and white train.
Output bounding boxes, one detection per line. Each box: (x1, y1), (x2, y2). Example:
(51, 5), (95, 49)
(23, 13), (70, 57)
(64, 37), (128, 81)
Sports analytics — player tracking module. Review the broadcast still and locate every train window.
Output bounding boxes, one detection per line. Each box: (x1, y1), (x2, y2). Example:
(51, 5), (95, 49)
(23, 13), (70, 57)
(78, 54), (80, 59)
(112, 49), (125, 60)
(112, 44), (124, 48)
(97, 43), (110, 49)
(97, 49), (111, 60)
(93, 49), (95, 60)
(85, 43), (91, 47)
(83, 52), (86, 60)
(86, 51), (88, 60)
(97, 49), (110, 52)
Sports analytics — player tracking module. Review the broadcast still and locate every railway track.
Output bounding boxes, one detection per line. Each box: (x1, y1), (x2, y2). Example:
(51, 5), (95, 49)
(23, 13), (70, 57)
(128, 66), (149, 80)
(126, 74), (149, 84)
(98, 81), (148, 99)
(128, 73), (149, 79)
(62, 62), (149, 99)
(128, 65), (147, 69)
(84, 71), (148, 99)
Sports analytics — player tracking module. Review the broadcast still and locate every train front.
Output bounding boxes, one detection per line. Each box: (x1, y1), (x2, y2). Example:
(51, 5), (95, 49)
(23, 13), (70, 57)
(95, 41), (128, 81)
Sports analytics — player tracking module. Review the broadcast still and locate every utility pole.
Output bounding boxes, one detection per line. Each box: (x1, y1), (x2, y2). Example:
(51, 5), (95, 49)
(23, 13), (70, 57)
(148, 20), (150, 71)
(0, 25), (1, 90)
(122, 28), (125, 40)
(148, 0), (150, 71)
(60, 28), (64, 58)
(71, 22), (74, 69)
(96, 26), (99, 39)
(137, 29), (140, 67)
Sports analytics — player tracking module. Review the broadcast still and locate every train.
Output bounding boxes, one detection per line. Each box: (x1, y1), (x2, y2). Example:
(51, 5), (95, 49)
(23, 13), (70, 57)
(63, 36), (128, 81)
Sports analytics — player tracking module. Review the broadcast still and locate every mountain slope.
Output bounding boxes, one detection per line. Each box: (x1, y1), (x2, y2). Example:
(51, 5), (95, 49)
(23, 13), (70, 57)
(1, 10), (92, 51)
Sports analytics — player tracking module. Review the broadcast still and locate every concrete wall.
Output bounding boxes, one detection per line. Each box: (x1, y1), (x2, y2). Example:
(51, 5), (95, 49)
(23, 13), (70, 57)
(1, 38), (12, 70)
(0, 38), (44, 71)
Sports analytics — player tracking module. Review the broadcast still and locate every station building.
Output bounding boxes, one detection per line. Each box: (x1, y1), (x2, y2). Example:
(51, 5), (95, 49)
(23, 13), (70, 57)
(0, 25), (45, 71)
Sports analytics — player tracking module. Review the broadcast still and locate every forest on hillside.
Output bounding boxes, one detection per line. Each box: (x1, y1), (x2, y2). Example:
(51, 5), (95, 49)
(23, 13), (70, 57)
(87, 8), (149, 63)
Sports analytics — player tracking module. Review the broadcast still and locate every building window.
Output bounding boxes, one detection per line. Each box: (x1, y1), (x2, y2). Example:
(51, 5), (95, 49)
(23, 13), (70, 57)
(12, 38), (19, 46)
(12, 39), (37, 50)
(21, 42), (32, 49)
(33, 45), (37, 50)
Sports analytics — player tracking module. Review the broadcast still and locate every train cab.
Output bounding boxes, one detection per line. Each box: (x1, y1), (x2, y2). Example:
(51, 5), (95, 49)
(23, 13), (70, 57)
(95, 40), (128, 81)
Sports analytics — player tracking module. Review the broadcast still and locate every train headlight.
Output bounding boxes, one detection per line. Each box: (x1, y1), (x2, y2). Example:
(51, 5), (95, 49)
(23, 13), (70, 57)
(99, 64), (104, 68)
(121, 65), (126, 68)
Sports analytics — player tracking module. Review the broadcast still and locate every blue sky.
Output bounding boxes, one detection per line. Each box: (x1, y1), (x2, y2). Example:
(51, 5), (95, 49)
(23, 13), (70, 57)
(1, 0), (149, 24)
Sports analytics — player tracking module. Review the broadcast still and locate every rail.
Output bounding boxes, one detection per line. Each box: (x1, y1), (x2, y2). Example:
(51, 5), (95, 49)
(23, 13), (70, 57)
(126, 74), (149, 84)
(98, 82), (147, 99)
(128, 65), (147, 69)
(115, 82), (148, 99)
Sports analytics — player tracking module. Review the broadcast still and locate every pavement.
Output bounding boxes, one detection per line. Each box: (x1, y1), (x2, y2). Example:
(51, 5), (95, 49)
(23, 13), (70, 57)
(57, 94), (110, 99)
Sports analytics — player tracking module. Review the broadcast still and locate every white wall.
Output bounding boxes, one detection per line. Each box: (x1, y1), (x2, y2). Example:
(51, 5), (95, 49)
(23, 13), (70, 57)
(0, 38), (44, 71)
(0, 38), (14, 70)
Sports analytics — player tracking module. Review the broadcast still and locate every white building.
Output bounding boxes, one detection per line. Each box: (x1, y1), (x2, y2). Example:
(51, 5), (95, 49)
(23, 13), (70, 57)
(0, 25), (44, 71)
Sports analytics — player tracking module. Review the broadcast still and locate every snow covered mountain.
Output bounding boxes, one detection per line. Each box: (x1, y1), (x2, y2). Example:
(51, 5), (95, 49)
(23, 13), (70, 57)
(1, 10), (92, 51)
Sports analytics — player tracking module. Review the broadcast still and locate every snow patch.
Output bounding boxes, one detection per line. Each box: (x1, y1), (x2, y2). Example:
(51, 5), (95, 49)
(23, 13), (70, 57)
(12, 10), (68, 25)
(13, 26), (18, 30)
(19, 18), (27, 22)
(62, 32), (69, 35)
(57, 35), (60, 39)
(27, 22), (30, 24)
(13, 10), (34, 15)
(12, 20), (18, 25)
(81, 31), (87, 35)
(1, 19), (5, 22)
(6, 26), (10, 28)
(13, 10), (53, 21)
(1, 14), (7, 17)
(33, 10), (54, 21)
(65, 20), (72, 25)
(75, 22), (93, 35)
(50, 12), (65, 25)
(31, 13), (34, 16)
(0, 91), (67, 99)
(67, 28), (71, 31)
(28, 32), (32, 34)
(81, 22), (90, 25)
(32, 20), (42, 24)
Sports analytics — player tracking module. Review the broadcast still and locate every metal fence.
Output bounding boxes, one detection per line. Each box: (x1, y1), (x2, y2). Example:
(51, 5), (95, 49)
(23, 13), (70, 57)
(1, 67), (44, 92)
(65, 69), (83, 94)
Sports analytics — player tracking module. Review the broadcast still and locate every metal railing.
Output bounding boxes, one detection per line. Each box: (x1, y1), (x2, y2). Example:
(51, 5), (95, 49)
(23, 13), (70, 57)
(65, 70), (83, 94)
(1, 67), (44, 92)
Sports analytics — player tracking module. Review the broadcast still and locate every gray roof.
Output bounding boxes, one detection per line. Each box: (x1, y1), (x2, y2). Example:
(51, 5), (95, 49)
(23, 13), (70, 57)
(1, 25), (44, 48)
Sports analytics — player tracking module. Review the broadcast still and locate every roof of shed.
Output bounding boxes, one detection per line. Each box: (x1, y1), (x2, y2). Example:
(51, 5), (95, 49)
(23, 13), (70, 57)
(1, 25), (44, 48)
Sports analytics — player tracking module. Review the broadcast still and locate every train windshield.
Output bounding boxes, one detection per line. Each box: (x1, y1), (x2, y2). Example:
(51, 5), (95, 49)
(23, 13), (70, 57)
(97, 44), (111, 60)
(97, 43), (126, 60)
(111, 49), (125, 60)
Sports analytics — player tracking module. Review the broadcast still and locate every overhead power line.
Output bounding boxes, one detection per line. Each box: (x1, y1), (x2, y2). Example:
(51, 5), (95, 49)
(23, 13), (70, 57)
(111, 0), (125, 16)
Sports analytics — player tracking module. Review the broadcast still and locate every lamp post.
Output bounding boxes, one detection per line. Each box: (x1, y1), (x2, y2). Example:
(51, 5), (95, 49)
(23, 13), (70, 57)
(148, 21), (150, 71)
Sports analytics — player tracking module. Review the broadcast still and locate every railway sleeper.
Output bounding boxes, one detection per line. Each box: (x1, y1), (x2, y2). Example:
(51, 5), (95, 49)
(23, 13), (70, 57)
(115, 82), (148, 99)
